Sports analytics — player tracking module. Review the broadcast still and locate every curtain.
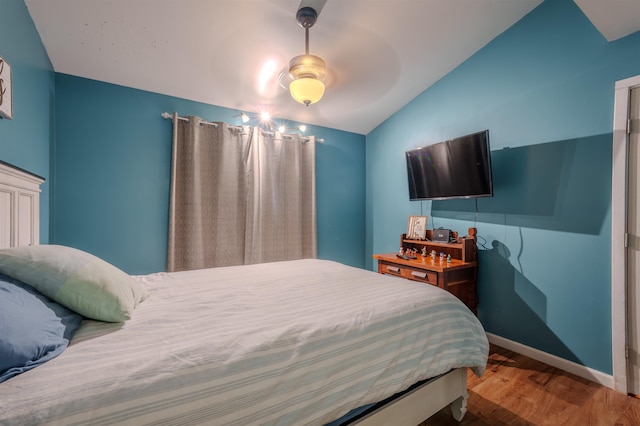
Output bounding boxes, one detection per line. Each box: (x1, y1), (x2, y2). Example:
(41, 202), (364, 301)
(244, 132), (317, 264)
(167, 114), (317, 272)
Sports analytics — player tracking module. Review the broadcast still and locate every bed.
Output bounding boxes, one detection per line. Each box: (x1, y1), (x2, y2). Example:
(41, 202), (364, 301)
(0, 163), (488, 425)
(0, 254), (487, 425)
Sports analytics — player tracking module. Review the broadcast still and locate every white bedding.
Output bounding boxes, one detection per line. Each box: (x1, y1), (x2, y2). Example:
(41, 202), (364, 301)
(0, 259), (488, 425)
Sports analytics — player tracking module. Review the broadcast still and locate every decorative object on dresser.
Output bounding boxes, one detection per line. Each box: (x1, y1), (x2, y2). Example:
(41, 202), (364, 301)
(0, 161), (44, 248)
(433, 227), (451, 242)
(0, 56), (12, 119)
(373, 227), (478, 314)
(407, 215), (428, 239)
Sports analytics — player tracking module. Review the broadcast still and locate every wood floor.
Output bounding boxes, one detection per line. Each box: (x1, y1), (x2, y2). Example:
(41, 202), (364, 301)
(422, 344), (640, 425)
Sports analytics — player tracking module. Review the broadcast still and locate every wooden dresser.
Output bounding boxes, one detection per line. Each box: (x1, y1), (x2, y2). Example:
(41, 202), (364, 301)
(373, 228), (478, 314)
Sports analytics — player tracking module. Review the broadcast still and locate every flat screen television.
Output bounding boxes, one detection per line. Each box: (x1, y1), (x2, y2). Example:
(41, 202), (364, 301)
(406, 130), (493, 201)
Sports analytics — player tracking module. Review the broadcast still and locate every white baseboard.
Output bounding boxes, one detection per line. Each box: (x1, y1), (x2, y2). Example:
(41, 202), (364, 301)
(486, 333), (615, 390)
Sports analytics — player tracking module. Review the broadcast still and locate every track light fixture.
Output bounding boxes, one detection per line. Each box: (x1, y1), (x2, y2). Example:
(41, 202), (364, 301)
(237, 111), (308, 135)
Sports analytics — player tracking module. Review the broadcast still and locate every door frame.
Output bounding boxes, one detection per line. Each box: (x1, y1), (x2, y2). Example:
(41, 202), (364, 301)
(612, 74), (640, 393)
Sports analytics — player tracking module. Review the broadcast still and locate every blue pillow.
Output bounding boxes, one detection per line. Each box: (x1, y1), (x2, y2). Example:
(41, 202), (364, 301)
(0, 273), (83, 382)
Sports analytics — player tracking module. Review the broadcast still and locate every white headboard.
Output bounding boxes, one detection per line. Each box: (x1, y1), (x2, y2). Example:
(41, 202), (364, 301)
(0, 161), (45, 248)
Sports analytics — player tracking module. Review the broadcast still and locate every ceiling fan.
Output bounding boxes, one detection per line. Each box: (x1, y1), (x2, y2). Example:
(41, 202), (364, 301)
(280, 0), (328, 106)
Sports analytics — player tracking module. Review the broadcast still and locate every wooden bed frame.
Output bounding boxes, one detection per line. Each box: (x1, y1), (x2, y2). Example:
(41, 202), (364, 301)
(0, 161), (469, 424)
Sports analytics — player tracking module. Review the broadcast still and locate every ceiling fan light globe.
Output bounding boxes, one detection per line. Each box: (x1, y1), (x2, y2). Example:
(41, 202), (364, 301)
(289, 77), (325, 106)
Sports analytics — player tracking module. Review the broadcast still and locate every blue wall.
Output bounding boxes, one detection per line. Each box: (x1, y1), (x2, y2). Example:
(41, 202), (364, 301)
(366, 0), (640, 374)
(53, 75), (366, 274)
(0, 0), (54, 242)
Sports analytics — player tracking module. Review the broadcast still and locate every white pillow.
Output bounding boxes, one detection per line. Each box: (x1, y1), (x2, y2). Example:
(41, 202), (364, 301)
(0, 245), (148, 322)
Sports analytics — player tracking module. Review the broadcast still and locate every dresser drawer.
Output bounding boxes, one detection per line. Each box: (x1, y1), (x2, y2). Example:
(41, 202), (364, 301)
(379, 261), (437, 286)
(399, 267), (437, 285)
(380, 263), (403, 276)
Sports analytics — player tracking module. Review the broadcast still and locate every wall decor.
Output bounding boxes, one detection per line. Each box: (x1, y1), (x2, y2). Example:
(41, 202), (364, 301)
(407, 215), (428, 240)
(0, 56), (12, 119)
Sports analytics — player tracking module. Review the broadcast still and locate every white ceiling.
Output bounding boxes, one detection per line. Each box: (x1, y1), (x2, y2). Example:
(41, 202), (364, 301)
(24, 0), (640, 135)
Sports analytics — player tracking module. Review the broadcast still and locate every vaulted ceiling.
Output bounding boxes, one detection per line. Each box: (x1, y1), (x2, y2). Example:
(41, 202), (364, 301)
(25, 0), (640, 134)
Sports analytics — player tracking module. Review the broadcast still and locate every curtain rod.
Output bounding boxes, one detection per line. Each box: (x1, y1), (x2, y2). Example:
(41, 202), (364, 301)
(161, 112), (324, 143)
(161, 112), (218, 128)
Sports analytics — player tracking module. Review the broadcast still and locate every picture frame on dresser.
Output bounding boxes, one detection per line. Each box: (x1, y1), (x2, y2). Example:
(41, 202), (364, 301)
(0, 55), (12, 120)
(407, 215), (428, 240)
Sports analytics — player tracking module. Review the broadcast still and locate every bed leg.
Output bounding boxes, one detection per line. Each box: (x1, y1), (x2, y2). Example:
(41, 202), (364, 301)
(451, 391), (468, 421)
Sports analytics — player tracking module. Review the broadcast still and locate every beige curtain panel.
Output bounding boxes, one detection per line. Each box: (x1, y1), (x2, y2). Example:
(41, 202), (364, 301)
(167, 114), (317, 272)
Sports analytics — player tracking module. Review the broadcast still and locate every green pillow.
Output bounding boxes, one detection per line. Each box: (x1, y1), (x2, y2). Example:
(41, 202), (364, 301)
(0, 245), (148, 322)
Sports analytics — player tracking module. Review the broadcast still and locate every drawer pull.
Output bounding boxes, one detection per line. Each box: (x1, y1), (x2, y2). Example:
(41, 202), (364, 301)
(386, 266), (400, 273)
(411, 271), (427, 279)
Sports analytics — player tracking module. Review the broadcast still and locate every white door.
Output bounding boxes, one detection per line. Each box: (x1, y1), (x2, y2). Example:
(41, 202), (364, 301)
(627, 86), (640, 395)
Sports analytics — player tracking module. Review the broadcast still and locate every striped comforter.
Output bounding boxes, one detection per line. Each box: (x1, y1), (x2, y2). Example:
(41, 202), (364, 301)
(0, 259), (488, 426)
